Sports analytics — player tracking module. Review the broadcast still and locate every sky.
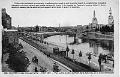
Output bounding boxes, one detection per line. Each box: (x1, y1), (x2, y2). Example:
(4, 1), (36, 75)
(0, 0), (119, 27)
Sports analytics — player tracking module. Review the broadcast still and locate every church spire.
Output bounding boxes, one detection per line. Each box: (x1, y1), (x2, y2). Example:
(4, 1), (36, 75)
(92, 10), (98, 25)
(109, 7), (112, 15)
(108, 7), (114, 25)
(93, 10), (95, 18)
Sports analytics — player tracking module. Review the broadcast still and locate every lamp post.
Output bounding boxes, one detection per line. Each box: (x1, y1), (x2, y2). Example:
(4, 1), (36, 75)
(88, 53), (91, 67)
(98, 53), (102, 71)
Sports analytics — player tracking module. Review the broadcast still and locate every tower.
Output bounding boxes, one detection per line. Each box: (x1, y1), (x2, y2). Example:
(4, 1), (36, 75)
(2, 8), (6, 15)
(108, 7), (114, 26)
(2, 8), (12, 29)
(92, 10), (98, 28)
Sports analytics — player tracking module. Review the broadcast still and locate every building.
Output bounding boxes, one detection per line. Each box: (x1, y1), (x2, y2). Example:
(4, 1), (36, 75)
(76, 8), (114, 39)
(2, 8), (12, 29)
(89, 8), (114, 30)
(2, 29), (18, 45)
(76, 25), (83, 38)
(108, 7), (114, 26)
(92, 10), (98, 27)
(89, 10), (98, 29)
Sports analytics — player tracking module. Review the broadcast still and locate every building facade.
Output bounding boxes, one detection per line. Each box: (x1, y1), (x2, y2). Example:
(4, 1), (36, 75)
(3, 29), (18, 45)
(2, 8), (12, 29)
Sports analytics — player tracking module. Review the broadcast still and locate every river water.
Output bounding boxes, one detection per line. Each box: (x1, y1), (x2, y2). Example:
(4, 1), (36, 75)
(44, 35), (114, 57)
(44, 35), (114, 71)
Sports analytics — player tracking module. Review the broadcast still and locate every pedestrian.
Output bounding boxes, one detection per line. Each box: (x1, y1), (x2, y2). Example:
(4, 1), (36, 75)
(113, 60), (114, 68)
(104, 55), (107, 63)
(98, 58), (102, 71)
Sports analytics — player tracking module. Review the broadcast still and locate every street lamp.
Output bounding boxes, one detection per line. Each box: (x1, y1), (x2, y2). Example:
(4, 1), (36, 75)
(98, 53), (102, 71)
(87, 52), (92, 67)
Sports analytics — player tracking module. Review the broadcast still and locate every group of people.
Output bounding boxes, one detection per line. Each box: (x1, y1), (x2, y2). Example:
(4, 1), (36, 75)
(98, 53), (114, 71)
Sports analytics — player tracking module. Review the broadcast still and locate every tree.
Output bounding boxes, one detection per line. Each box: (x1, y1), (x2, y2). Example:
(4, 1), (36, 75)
(32, 56), (38, 64)
(79, 51), (82, 57)
(95, 27), (99, 32)
(53, 62), (60, 72)
(86, 26), (89, 29)
(66, 46), (69, 57)
(71, 49), (75, 61)
(35, 25), (39, 32)
(6, 50), (30, 72)
(35, 67), (38, 72)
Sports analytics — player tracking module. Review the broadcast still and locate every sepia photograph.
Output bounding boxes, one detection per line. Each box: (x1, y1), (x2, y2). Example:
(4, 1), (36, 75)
(0, 0), (119, 76)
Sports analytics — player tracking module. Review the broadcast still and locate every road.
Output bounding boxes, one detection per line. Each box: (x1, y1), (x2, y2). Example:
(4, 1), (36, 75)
(20, 37), (93, 72)
(19, 39), (72, 72)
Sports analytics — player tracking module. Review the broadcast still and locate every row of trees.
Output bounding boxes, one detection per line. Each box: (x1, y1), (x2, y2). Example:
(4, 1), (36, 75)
(95, 25), (114, 33)
(19, 25), (77, 33)
(2, 42), (30, 72)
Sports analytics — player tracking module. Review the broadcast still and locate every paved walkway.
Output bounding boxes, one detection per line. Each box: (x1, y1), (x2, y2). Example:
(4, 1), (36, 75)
(31, 37), (114, 72)
(19, 39), (72, 72)
(20, 37), (94, 72)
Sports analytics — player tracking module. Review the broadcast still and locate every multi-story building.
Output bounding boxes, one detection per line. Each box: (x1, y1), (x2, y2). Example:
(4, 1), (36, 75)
(76, 8), (114, 39)
(2, 29), (18, 45)
(2, 8), (19, 46)
(2, 8), (12, 29)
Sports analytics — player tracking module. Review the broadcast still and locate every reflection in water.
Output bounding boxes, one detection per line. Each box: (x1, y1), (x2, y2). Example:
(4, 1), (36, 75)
(44, 35), (114, 57)
(88, 39), (114, 56)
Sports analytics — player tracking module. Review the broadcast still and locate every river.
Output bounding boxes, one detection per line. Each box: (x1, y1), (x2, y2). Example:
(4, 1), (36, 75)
(44, 35), (114, 56)
(44, 35), (114, 71)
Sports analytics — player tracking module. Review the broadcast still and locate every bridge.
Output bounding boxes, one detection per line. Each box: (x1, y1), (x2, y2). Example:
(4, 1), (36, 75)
(19, 31), (76, 41)
(19, 30), (113, 42)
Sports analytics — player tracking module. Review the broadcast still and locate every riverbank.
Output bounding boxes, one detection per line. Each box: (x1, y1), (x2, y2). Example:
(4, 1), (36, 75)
(43, 34), (113, 72)
(20, 36), (98, 72)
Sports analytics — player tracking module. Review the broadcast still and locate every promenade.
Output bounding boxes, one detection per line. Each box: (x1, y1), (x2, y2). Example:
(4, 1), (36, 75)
(19, 39), (72, 72)
(20, 37), (95, 72)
